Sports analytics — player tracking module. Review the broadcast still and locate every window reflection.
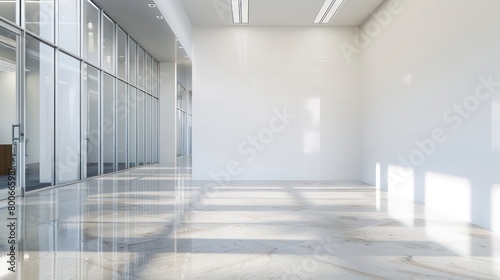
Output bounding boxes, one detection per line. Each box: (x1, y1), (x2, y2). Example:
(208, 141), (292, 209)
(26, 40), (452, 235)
(25, 35), (55, 190)
(0, 0), (17, 24)
(102, 14), (115, 74)
(117, 80), (127, 170)
(129, 87), (137, 167)
(25, 0), (55, 42)
(83, 64), (100, 178)
(84, 0), (100, 66)
(56, 52), (81, 183)
(117, 27), (127, 80)
(103, 73), (115, 174)
(58, 0), (79, 54)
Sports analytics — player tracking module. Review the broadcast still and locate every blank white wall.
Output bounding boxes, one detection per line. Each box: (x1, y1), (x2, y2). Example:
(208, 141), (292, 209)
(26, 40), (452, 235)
(192, 27), (362, 181)
(360, 0), (500, 231)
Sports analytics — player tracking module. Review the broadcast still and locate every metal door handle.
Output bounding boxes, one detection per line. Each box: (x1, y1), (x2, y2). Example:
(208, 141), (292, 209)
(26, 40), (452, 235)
(25, 138), (29, 158)
(12, 124), (20, 141)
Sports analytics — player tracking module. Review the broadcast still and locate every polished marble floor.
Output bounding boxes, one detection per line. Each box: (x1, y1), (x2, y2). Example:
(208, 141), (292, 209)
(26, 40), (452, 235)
(0, 161), (499, 279)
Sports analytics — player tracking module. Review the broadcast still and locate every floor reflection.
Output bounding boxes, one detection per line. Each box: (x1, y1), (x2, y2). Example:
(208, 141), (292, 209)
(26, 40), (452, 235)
(0, 163), (499, 279)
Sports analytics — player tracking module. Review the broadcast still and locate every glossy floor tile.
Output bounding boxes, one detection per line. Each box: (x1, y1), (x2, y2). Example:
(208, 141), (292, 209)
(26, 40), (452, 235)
(1, 162), (499, 279)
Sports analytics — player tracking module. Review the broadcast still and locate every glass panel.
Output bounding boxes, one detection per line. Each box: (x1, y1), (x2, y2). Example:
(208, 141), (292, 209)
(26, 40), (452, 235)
(128, 86), (136, 168)
(188, 114), (192, 155)
(152, 98), (158, 162)
(58, 0), (79, 54)
(102, 14), (114, 74)
(102, 73), (115, 174)
(145, 95), (151, 164)
(183, 111), (187, 156)
(83, 64), (100, 178)
(176, 109), (182, 157)
(188, 91), (192, 114)
(83, 0), (100, 66)
(117, 27), (127, 80)
(146, 54), (151, 93)
(152, 60), (158, 97)
(25, 35), (55, 191)
(177, 84), (183, 108)
(25, 0), (55, 42)
(138, 46), (144, 89)
(0, 0), (17, 24)
(128, 38), (136, 85)
(56, 52), (80, 184)
(117, 80), (127, 171)
(182, 87), (187, 111)
(0, 26), (18, 200)
(137, 91), (144, 166)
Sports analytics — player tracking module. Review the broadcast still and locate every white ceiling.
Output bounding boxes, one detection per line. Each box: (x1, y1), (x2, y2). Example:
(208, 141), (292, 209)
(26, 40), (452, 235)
(180, 0), (384, 26)
(90, 0), (384, 63)
(92, 0), (189, 63)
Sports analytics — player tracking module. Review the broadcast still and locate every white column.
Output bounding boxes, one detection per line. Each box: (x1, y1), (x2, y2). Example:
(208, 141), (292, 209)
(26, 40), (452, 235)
(159, 62), (177, 165)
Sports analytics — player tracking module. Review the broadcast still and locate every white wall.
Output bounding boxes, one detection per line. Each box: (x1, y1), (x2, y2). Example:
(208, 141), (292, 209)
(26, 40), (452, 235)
(360, 0), (500, 231)
(159, 62), (177, 165)
(192, 27), (362, 181)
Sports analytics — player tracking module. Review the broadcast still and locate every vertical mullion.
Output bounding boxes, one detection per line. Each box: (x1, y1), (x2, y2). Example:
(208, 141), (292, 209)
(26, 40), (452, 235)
(54, 50), (59, 184)
(54, 0), (59, 47)
(18, 29), (25, 195)
(99, 71), (104, 175)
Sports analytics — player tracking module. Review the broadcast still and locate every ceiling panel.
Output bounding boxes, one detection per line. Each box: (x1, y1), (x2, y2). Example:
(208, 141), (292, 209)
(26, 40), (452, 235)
(88, 0), (385, 63)
(92, 0), (178, 62)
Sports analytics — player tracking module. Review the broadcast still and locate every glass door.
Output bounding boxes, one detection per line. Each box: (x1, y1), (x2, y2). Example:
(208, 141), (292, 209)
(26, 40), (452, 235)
(0, 24), (20, 199)
(82, 64), (100, 178)
(55, 52), (81, 184)
(25, 35), (55, 191)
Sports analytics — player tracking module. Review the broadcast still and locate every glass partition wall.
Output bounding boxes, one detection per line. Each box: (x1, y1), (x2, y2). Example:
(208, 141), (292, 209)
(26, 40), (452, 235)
(0, 25), (20, 200)
(0, 0), (160, 196)
(176, 85), (192, 157)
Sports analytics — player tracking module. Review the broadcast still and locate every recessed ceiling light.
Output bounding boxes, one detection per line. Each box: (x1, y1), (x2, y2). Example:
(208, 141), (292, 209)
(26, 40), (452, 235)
(314, 0), (345, 24)
(231, 0), (249, 24)
(156, 15), (163, 19)
(148, 4), (156, 8)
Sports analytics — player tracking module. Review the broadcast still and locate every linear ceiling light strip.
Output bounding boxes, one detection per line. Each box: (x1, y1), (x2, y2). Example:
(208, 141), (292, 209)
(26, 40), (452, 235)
(241, 0), (249, 24)
(314, 0), (345, 24)
(231, 0), (240, 23)
(323, 0), (345, 23)
(314, 0), (334, 24)
(231, 0), (248, 24)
